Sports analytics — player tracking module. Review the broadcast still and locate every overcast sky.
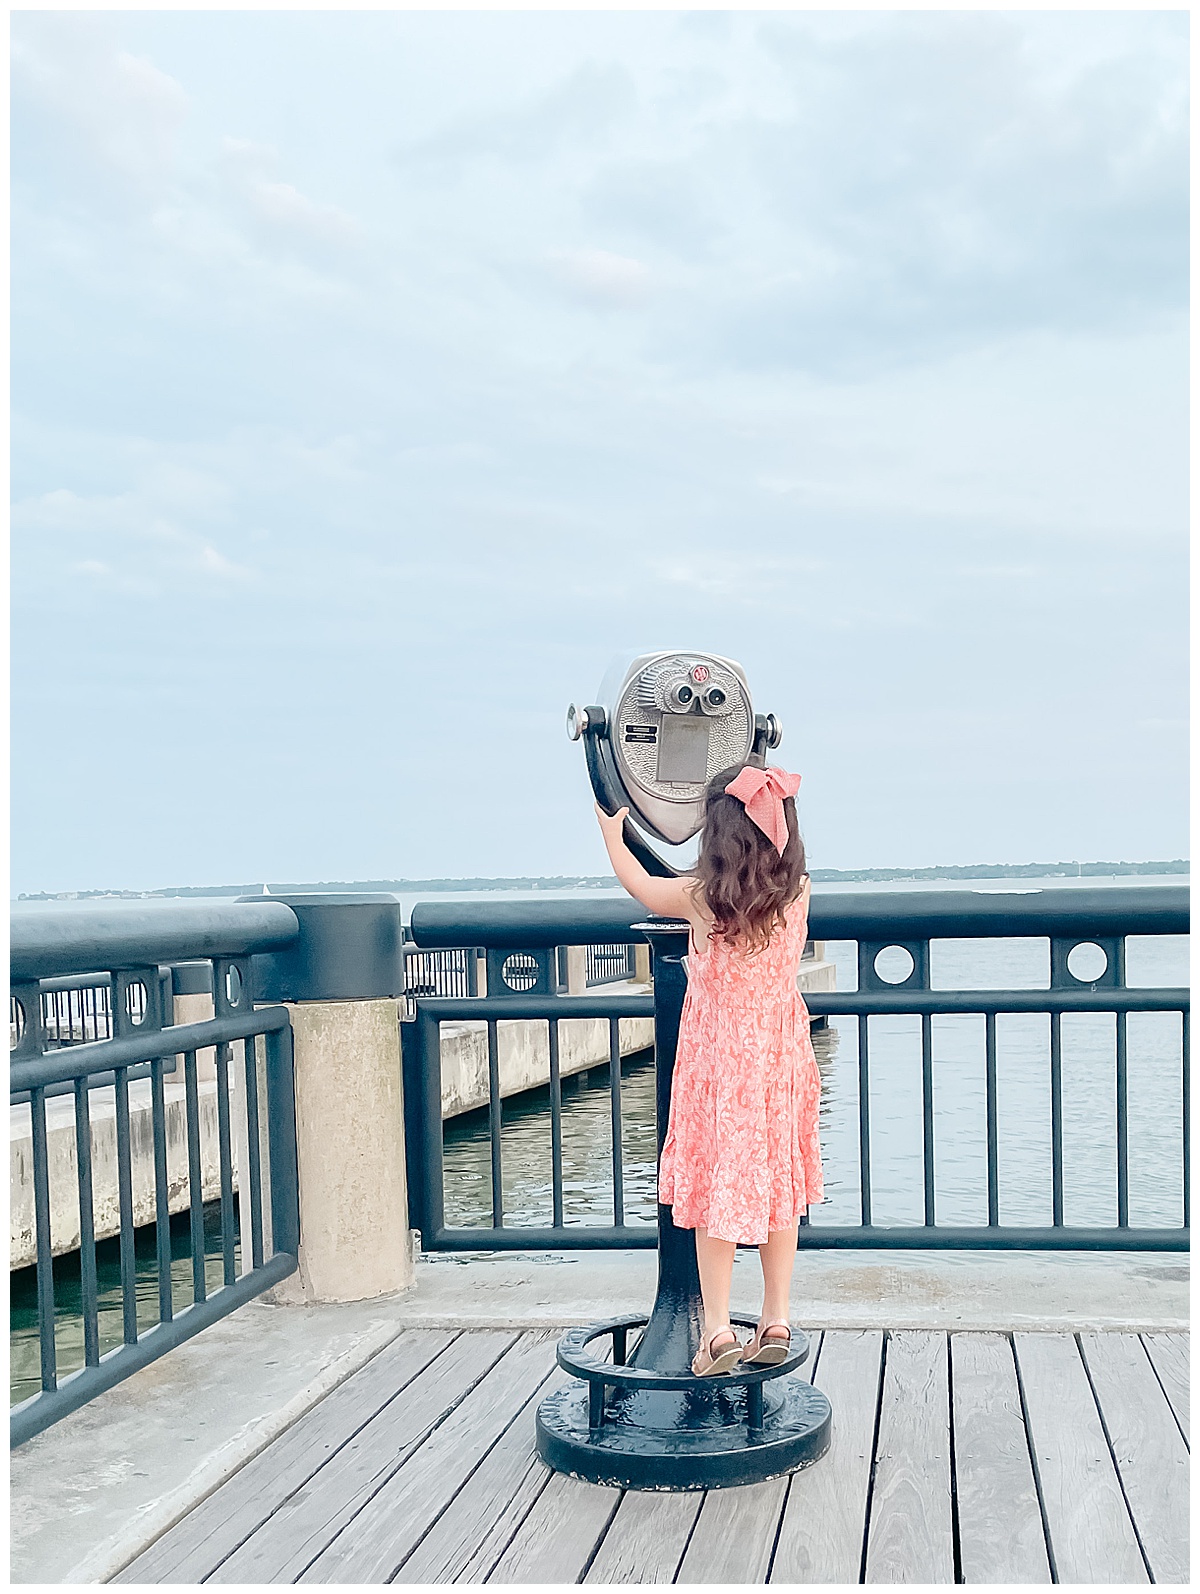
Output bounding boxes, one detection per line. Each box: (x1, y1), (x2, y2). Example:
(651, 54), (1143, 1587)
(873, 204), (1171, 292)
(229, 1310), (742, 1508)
(11, 9), (1188, 893)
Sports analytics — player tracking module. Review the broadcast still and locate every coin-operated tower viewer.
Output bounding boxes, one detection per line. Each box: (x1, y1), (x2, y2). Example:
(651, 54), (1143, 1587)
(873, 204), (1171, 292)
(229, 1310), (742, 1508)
(540, 649), (832, 1491)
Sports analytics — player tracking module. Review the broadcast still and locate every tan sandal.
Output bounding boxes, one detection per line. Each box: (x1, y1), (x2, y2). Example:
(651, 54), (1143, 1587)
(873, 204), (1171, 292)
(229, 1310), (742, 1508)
(691, 1325), (743, 1377)
(742, 1320), (792, 1366)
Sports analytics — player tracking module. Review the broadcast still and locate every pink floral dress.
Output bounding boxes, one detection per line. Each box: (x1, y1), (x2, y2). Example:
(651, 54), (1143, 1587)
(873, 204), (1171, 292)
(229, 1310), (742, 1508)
(659, 895), (824, 1245)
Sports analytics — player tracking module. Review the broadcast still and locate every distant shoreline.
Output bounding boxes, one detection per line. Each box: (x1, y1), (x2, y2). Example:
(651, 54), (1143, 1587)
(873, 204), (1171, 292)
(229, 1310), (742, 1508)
(15, 859), (1190, 901)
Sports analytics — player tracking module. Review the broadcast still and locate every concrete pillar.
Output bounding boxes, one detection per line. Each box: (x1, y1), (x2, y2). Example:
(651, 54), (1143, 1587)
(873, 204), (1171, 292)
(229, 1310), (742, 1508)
(246, 893), (413, 1306)
(273, 998), (411, 1303)
(565, 946), (588, 996)
(635, 943), (652, 985)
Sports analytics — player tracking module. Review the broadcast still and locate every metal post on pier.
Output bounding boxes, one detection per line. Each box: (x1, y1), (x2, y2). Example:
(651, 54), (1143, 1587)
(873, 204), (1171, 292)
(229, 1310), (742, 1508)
(535, 917), (832, 1490)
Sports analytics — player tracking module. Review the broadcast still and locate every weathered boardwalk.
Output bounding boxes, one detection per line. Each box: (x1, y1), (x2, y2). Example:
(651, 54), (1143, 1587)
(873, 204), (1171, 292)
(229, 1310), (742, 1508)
(115, 1326), (1189, 1585)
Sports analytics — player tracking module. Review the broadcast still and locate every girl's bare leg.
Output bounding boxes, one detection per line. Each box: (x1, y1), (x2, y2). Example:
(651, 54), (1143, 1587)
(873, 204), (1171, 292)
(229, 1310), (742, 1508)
(695, 1226), (737, 1345)
(759, 1219), (800, 1326)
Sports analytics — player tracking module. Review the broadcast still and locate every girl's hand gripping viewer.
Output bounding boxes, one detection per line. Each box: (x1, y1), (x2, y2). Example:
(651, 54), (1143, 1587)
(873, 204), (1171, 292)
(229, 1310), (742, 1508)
(567, 650), (783, 878)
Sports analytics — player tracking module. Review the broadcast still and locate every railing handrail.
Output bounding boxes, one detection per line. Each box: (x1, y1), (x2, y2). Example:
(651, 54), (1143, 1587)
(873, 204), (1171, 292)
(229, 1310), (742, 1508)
(408, 884), (1189, 949)
(10, 900), (301, 980)
(12, 884), (1184, 973)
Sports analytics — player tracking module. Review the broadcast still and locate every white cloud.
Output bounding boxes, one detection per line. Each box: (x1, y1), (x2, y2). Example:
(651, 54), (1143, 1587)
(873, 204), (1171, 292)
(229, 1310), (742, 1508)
(15, 483), (256, 589)
(13, 16), (188, 195)
(548, 247), (651, 306)
(218, 138), (364, 250)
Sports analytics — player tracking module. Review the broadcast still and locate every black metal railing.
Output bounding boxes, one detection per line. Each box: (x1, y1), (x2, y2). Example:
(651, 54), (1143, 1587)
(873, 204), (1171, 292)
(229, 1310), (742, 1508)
(405, 992), (657, 1248)
(401, 938), (641, 1018)
(401, 944), (479, 1019)
(9, 902), (302, 1446)
(403, 887), (1188, 1254)
(585, 943), (638, 986)
(10, 971), (185, 1103)
(38, 974), (117, 1048)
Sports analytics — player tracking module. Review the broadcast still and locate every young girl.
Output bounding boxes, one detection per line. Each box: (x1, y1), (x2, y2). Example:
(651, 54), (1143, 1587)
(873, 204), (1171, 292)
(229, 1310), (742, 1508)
(595, 761), (823, 1377)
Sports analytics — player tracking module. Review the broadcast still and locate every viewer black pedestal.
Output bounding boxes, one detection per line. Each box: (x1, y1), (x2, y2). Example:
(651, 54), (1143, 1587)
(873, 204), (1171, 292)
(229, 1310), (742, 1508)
(535, 918), (832, 1490)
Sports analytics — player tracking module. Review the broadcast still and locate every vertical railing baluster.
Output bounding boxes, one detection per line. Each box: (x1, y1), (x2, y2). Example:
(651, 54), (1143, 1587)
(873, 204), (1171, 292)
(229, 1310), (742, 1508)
(858, 1016), (872, 1226)
(610, 1016), (624, 1227)
(487, 1017), (503, 1227)
(264, 1023), (301, 1257)
(416, 1007), (446, 1241)
(1115, 1011), (1128, 1228)
(549, 1019), (564, 1228)
(215, 1041), (237, 1285)
(1050, 1012), (1064, 1227)
(921, 1013), (935, 1227)
(243, 1037), (265, 1269)
(184, 1050), (206, 1303)
(73, 1078), (100, 1366)
(30, 1084), (58, 1392)
(1182, 1009), (1190, 1230)
(113, 1066), (138, 1344)
(985, 1012), (999, 1226)
(151, 1057), (173, 1323)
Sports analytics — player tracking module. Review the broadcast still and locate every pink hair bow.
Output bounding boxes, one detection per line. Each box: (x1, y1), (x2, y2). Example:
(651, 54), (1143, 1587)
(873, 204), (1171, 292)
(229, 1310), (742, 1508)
(724, 765), (802, 854)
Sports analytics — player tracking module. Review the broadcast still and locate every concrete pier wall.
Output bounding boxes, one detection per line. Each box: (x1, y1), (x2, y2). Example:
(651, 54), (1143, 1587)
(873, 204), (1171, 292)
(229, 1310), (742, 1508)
(10, 1076), (229, 1269)
(438, 1010), (656, 1117)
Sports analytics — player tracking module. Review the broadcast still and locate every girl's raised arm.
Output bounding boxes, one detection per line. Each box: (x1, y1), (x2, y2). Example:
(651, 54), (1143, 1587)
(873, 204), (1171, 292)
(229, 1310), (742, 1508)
(594, 804), (696, 919)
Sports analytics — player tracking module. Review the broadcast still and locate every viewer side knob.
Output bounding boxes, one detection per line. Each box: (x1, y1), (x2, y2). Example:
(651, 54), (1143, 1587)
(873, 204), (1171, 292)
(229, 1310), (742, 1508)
(566, 703), (607, 741)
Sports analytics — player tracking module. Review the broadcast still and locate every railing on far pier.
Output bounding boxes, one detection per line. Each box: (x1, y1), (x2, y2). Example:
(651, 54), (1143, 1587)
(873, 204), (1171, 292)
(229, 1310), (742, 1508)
(584, 943), (638, 986)
(402, 887), (1189, 1254)
(401, 944), (479, 1019)
(9, 902), (302, 1447)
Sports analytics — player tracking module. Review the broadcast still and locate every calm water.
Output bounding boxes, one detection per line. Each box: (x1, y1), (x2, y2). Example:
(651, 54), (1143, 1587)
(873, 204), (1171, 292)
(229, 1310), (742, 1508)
(442, 923), (1189, 1234)
(10, 1207), (238, 1406)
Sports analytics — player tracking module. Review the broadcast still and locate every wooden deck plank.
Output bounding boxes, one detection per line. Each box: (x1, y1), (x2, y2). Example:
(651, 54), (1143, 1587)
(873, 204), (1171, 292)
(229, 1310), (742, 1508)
(950, 1332), (1051, 1584)
(771, 1329), (880, 1584)
(677, 1477), (789, 1584)
(1080, 1333), (1190, 1585)
(112, 1329), (458, 1584)
(583, 1488), (703, 1584)
(207, 1330), (517, 1584)
(863, 1330), (954, 1585)
(396, 1368), (570, 1585)
(486, 1471), (621, 1584)
(1141, 1332), (1190, 1445)
(1013, 1332), (1148, 1584)
(300, 1332), (560, 1584)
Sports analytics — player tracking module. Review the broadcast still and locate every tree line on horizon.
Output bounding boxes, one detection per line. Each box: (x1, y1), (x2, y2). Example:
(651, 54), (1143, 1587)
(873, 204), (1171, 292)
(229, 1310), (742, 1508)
(15, 859), (1190, 901)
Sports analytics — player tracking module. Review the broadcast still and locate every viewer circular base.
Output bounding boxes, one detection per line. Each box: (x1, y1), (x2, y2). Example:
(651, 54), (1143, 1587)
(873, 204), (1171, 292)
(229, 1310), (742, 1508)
(535, 1313), (832, 1491)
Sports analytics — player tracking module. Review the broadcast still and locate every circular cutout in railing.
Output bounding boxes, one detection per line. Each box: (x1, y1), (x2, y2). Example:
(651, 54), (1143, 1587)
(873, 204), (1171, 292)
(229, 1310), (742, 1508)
(226, 963), (243, 1008)
(501, 953), (540, 992)
(1066, 941), (1108, 983)
(874, 945), (916, 985)
(125, 980), (149, 1027)
(10, 997), (25, 1050)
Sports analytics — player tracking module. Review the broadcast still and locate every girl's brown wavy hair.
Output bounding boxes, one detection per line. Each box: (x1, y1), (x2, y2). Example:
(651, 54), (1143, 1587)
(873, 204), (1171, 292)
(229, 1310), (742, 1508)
(687, 762), (807, 953)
